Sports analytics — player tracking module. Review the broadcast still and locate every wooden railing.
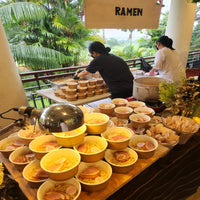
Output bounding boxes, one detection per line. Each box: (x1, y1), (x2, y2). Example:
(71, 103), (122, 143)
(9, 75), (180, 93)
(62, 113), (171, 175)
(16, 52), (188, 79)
(19, 50), (200, 108)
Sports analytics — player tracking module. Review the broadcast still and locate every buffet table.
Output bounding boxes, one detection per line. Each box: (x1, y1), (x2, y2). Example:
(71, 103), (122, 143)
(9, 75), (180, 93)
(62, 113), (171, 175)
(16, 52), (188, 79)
(0, 144), (170, 200)
(36, 88), (111, 105)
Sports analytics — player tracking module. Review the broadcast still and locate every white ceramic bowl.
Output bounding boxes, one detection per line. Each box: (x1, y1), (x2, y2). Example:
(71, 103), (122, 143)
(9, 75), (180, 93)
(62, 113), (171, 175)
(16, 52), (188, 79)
(0, 135), (25, 158)
(128, 100), (146, 109)
(74, 136), (108, 162)
(52, 124), (86, 147)
(84, 113), (109, 134)
(9, 146), (35, 171)
(134, 106), (155, 117)
(104, 147), (138, 173)
(101, 127), (133, 150)
(76, 160), (112, 192)
(29, 135), (61, 159)
(112, 98), (128, 107)
(114, 106), (133, 119)
(129, 113), (151, 128)
(37, 178), (81, 200)
(40, 148), (81, 181)
(22, 159), (48, 187)
(129, 135), (158, 158)
(98, 102), (115, 115)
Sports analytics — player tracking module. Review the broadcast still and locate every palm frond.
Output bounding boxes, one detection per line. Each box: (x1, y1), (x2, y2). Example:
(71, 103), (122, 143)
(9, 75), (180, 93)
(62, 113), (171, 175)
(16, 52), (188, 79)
(0, 2), (48, 25)
(10, 45), (71, 70)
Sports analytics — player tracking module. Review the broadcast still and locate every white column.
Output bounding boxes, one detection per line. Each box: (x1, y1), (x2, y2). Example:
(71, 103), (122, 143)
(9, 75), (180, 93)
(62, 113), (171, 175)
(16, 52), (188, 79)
(165, 0), (197, 67)
(0, 20), (28, 129)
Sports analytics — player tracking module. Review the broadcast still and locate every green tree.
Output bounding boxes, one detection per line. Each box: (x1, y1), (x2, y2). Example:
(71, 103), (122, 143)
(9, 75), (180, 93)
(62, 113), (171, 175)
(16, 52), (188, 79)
(0, 0), (94, 70)
(191, 5), (200, 49)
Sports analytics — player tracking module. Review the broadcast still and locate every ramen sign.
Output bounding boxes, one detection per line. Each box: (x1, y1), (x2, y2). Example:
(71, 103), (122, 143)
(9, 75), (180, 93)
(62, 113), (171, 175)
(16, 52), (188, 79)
(84, 0), (163, 29)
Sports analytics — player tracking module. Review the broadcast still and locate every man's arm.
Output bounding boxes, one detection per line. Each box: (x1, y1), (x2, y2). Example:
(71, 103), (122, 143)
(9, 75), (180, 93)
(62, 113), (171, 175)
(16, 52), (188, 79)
(77, 70), (90, 78)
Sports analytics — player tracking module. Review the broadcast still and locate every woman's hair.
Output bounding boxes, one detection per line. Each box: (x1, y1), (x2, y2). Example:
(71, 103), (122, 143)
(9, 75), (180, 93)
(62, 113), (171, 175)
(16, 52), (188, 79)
(89, 41), (111, 54)
(156, 36), (175, 50)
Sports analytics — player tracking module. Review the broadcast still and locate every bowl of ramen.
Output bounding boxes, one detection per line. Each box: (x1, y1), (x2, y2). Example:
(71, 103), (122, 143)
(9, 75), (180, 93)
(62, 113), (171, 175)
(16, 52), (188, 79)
(104, 147), (138, 173)
(84, 113), (110, 134)
(101, 127), (132, 150)
(37, 178), (81, 200)
(98, 102), (115, 115)
(9, 146), (35, 171)
(129, 135), (158, 158)
(76, 160), (112, 192)
(110, 117), (129, 127)
(129, 113), (151, 128)
(134, 106), (155, 117)
(128, 101), (146, 109)
(52, 124), (86, 147)
(114, 106), (133, 119)
(40, 148), (81, 181)
(112, 98), (128, 107)
(18, 125), (45, 145)
(29, 135), (61, 159)
(74, 136), (108, 162)
(0, 135), (25, 158)
(22, 159), (49, 187)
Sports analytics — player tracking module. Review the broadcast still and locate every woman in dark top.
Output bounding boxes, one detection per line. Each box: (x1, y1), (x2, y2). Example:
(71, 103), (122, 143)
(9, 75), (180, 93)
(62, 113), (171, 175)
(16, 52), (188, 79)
(78, 41), (134, 99)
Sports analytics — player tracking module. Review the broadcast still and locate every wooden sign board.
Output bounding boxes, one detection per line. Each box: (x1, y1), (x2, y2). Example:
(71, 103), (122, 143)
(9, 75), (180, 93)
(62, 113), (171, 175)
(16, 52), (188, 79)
(84, 0), (163, 29)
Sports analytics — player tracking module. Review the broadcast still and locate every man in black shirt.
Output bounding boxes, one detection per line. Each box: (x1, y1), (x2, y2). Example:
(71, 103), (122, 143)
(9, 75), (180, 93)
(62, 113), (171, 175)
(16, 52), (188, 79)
(78, 41), (134, 99)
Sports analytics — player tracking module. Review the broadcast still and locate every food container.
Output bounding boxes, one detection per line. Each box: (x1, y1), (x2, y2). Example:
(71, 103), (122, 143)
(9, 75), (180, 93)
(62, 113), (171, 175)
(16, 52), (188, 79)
(128, 101), (146, 109)
(74, 136), (108, 162)
(95, 89), (103, 95)
(22, 159), (48, 187)
(87, 85), (96, 92)
(129, 135), (158, 158)
(79, 80), (88, 87)
(77, 92), (86, 99)
(96, 78), (104, 84)
(67, 82), (78, 89)
(129, 113), (151, 128)
(64, 88), (77, 95)
(52, 124), (86, 147)
(98, 102), (115, 115)
(0, 135), (25, 158)
(37, 178), (81, 200)
(88, 79), (97, 86)
(29, 135), (61, 159)
(133, 77), (166, 101)
(77, 86), (87, 93)
(101, 127), (132, 150)
(84, 113), (109, 134)
(112, 98), (128, 107)
(162, 115), (200, 144)
(40, 148), (81, 181)
(96, 84), (103, 90)
(66, 94), (77, 101)
(76, 160), (112, 192)
(114, 106), (133, 119)
(102, 88), (109, 93)
(134, 106), (155, 117)
(18, 125), (44, 145)
(9, 146), (35, 171)
(104, 147), (138, 173)
(87, 91), (95, 97)
(54, 90), (62, 97)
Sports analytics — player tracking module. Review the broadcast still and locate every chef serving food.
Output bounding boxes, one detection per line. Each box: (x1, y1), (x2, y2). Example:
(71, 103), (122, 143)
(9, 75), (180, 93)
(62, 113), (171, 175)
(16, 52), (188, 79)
(77, 41), (134, 99)
(149, 35), (185, 83)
